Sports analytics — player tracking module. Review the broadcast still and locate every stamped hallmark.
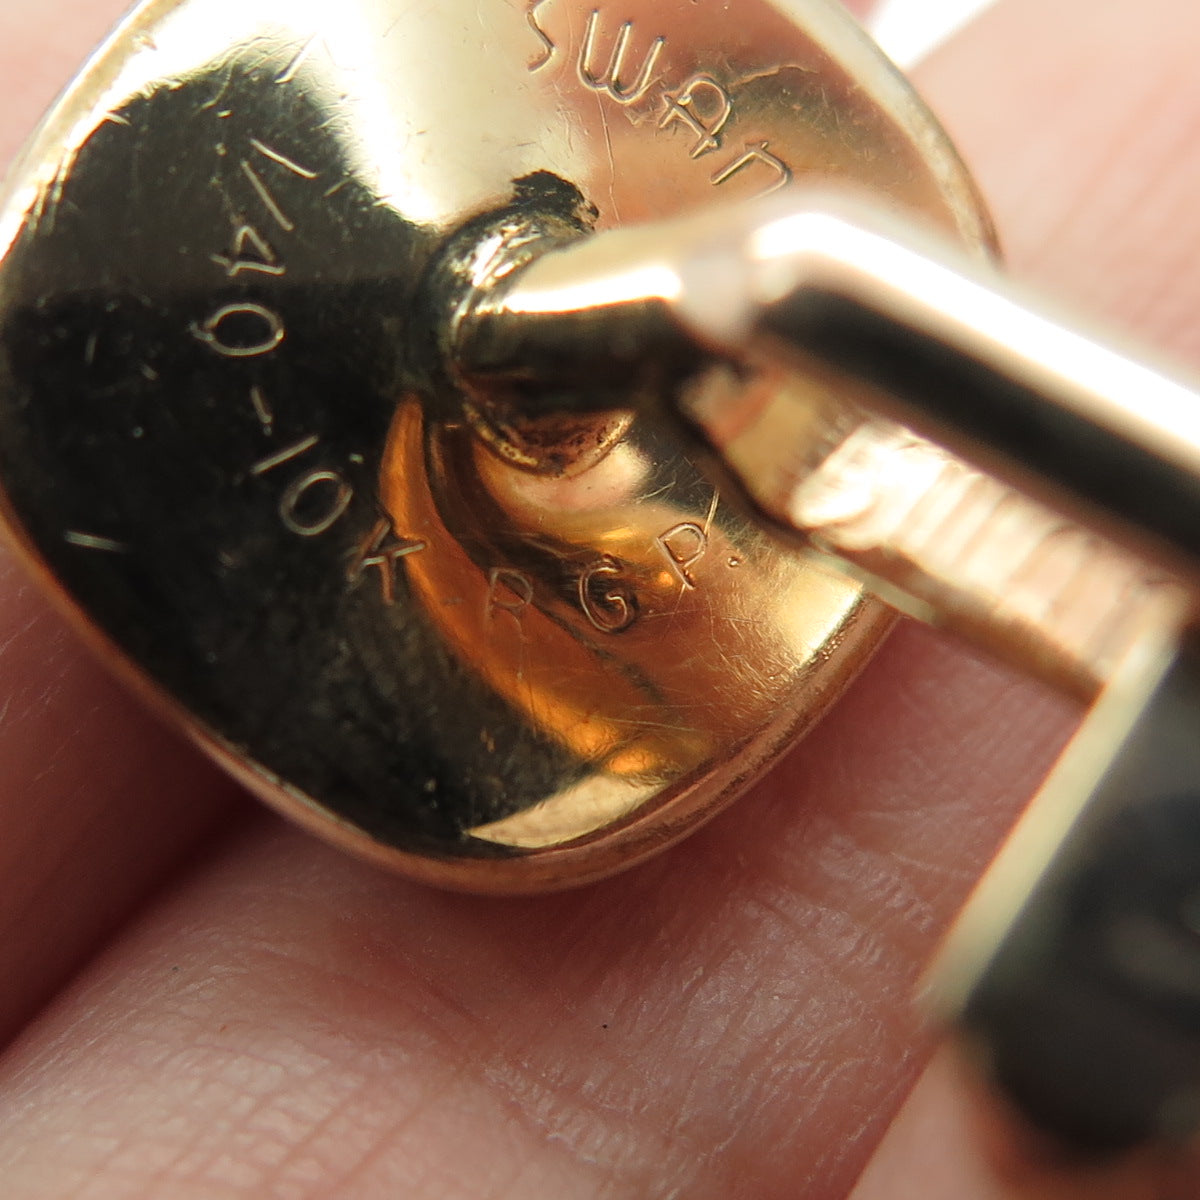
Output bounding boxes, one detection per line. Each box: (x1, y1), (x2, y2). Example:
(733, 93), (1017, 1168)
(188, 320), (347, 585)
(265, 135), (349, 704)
(193, 302), (286, 359)
(527, 3), (796, 199)
(527, 0), (556, 72)
(579, 556), (638, 633)
(350, 518), (427, 604)
(657, 522), (708, 588)
(579, 10), (666, 105)
(711, 141), (793, 196)
(487, 568), (535, 625)
(280, 470), (353, 538)
(659, 74), (732, 159)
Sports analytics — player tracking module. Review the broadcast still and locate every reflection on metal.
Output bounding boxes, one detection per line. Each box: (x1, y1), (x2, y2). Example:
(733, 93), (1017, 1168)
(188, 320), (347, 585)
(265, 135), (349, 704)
(0, 0), (988, 891)
(454, 164), (1200, 1150)
(459, 192), (1185, 701)
(469, 774), (660, 850)
(8, 0), (1200, 1157)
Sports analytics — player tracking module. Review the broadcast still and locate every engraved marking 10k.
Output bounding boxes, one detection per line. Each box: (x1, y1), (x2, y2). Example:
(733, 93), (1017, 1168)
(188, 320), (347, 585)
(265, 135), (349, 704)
(350, 518), (427, 604)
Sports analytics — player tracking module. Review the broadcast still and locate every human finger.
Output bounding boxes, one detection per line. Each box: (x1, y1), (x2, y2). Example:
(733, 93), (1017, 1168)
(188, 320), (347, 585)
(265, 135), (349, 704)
(0, 0), (1179, 1196)
(855, 0), (1200, 1191)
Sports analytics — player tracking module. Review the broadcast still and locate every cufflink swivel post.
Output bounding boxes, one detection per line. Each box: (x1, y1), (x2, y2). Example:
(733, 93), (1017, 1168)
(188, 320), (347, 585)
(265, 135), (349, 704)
(456, 184), (1200, 1152)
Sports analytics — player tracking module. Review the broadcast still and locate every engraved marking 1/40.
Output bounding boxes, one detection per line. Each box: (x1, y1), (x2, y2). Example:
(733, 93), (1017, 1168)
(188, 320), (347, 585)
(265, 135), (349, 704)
(350, 518), (427, 604)
(65, 531), (130, 554)
(276, 36), (319, 85)
(235, 140), (319, 237)
(250, 386), (275, 435)
(579, 10), (665, 105)
(252, 435), (319, 477)
(487, 569), (535, 625)
(212, 224), (284, 278)
(194, 302), (285, 359)
(240, 159), (294, 232)
(197, 130), (353, 542)
(527, 0), (556, 71)
(249, 138), (318, 180)
(660, 75), (732, 159)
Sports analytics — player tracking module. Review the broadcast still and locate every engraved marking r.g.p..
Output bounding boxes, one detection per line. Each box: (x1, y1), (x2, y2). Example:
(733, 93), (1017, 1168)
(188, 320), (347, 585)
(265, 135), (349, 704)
(657, 522), (708, 589)
(487, 568), (535, 625)
(579, 557), (638, 633)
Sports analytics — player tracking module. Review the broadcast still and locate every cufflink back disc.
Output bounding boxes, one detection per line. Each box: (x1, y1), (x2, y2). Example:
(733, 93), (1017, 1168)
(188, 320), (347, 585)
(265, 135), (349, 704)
(0, 0), (990, 889)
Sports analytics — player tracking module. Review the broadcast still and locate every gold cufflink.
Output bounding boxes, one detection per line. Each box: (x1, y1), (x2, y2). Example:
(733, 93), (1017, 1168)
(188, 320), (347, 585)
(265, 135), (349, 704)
(3, 0), (1198, 1155)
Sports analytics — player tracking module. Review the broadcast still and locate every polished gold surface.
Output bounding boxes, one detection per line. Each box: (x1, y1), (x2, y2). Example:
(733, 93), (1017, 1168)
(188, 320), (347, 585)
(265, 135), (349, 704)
(382, 397), (881, 854)
(0, 0), (993, 888)
(449, 158), (1200, 1145)
(460, 190), (1186, 702)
